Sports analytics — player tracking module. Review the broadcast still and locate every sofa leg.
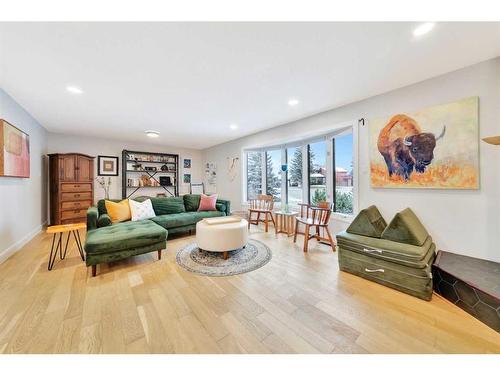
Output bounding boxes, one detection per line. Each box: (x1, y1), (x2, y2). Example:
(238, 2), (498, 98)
(91, 264), (97, 277)
(158, 249), (162, 260)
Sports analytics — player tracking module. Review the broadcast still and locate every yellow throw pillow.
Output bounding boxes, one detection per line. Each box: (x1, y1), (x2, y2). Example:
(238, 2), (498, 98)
(105, 199), (131, 223)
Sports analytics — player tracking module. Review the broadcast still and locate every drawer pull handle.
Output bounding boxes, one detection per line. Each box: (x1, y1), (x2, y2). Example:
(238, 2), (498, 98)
(75, 194), (80, 197)
(363, 248), (382, 254)
(365, 268), (384, 273)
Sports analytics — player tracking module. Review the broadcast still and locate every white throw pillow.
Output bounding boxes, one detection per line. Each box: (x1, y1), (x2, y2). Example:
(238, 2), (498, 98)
(129, 199), (156, 221)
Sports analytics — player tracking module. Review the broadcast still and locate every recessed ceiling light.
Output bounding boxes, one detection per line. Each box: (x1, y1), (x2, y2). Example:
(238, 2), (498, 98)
(413, 22), (435, 37)
(145, 130), (160, 138)
(288, 98), (299, 106)
(66, 85), (83, 94)
(230, 124), (238, 130)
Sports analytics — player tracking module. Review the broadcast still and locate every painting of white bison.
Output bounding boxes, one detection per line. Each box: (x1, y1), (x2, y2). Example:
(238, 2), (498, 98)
(370, 96), (479, 189)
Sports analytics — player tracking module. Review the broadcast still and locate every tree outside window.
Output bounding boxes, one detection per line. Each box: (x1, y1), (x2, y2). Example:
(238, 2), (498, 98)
(246, 152), (262, 200)
(266, 150), (281, 202)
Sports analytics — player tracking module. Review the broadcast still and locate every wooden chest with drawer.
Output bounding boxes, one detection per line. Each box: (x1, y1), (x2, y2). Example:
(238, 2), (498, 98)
(48, 153), (95, 225)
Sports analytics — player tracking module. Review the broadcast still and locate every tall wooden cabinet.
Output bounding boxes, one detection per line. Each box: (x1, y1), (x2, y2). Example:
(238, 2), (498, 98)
(48, 153), (95, 225)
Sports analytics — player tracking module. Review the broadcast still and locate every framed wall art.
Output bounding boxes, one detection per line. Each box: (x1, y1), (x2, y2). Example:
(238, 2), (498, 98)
(369, 96), (479, 189)
(0, 119), (30, 178)
(98, 155), (119, 176)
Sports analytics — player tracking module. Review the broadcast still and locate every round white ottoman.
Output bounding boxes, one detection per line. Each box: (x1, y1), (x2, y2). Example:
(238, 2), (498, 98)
(196, 218), (249, 259)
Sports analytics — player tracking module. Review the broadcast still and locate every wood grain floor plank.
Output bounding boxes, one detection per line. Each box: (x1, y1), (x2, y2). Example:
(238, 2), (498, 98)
(0, 227), (497, 354)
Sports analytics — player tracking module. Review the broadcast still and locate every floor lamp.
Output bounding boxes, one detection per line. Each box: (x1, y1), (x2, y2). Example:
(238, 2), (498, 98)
(482, 135), (500, 145)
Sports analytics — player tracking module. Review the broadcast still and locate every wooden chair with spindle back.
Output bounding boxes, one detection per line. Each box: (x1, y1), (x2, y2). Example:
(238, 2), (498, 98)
(293, 201), (337, 252)
(247, 194), (276, 232)
(293, 203), (312, 237)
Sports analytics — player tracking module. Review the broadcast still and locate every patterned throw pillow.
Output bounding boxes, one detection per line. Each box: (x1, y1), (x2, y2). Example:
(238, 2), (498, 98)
(129, 199), (156, 221)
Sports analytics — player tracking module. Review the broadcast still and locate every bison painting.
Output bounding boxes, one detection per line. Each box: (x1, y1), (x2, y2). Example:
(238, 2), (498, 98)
(377, 114), (446, 181)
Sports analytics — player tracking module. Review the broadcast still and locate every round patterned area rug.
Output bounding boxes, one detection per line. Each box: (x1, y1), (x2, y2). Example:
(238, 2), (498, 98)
(176, 239), (272, 276)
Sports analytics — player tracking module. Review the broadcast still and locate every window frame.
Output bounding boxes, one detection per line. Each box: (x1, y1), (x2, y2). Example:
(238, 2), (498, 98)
(243, 120), (358, 220)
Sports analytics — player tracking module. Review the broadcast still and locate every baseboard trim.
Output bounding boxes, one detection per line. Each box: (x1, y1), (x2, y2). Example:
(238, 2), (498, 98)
(0, 221), (47, 264)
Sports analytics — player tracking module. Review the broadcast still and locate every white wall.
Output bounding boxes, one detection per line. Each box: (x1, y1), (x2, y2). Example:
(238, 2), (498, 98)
(203, 57), (500, 262)
(47, 133), (203, 202)
(0, 88), (48, 262)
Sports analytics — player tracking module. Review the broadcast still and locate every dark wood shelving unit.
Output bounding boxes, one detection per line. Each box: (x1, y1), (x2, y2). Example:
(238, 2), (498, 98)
(122, 149), (179, 199)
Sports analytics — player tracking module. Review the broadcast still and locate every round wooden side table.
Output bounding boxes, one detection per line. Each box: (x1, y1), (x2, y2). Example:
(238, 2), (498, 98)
(46, 223), (86, 270)
(274, 211), (298, 237)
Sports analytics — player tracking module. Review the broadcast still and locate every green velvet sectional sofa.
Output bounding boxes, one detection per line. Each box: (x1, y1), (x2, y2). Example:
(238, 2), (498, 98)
(84, 194), (230, 276)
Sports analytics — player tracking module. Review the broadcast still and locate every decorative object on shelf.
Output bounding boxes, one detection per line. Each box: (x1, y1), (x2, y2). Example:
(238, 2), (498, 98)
(140, 174), (152, 186)
(96, 176), (112, 199)
(370, 96), (479, 189)
(183, 158), (191, 169)
(156, 193), (167, 197)
(159, 176), (172, 186)
(122, 149), (179, 199)
(132, 159), (142, 171)
(0, 119), (30, 178)
(97, 155), (119, 176)
(183, 173), (191, 184)
(227, 156), (239, 182)
(48, 153), (95, 225)
(482, 135), (500, 145)
(190, 182), (204, 194)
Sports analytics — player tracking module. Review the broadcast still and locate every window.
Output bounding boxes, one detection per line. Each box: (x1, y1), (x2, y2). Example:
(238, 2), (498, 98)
(244, 122), (356, 216)
(246, 151), (262, 200)
(265, 150), (281, 202)
(333, 132), (354, 214)
(308, 141), (327, 205)
(286, 146), (302, 205)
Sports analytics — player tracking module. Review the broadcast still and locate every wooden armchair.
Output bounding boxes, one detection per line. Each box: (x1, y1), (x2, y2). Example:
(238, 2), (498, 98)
(293, 201), (337, 252)
(248, 194), (276, 232)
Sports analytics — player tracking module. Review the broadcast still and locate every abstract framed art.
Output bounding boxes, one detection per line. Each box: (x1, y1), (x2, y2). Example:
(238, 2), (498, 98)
(97, 155), (119, 176)
(0, 119), (30, 178)
(369, 97), (479, 189)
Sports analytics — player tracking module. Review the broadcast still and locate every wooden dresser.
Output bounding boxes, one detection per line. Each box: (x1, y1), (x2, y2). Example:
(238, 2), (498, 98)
(48, 153), (95, 225)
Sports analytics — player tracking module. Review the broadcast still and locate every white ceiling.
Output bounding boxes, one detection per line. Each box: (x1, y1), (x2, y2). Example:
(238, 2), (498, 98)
(1, 22), (499, 150)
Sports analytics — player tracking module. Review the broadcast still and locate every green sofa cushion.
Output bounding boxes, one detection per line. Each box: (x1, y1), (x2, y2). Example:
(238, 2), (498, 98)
(381, 208), (429, 246)
(216, 202), (226, 213)
(183, 194), (201, 211)
(347, 205), (387, 238)
(97, 213), (112, 228)
(151, 211), (224, 229)
(84, 220), (167, 254)
(150, 197), (186, 215)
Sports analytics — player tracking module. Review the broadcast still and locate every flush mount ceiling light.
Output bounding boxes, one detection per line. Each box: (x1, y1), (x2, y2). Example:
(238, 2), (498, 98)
(229, 124), (238, 130)
(413, 22), (435, 37)
(66, 85), (84, 94)
(145, 130), (160, 138)
(288, 98), (299, 106)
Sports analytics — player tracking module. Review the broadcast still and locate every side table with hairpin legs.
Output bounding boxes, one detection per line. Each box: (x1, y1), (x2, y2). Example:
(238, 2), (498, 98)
(46, 222), (86, 270)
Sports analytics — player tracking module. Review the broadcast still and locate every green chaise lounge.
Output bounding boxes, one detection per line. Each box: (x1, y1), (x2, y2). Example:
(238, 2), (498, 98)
(85, 195), (230, 276)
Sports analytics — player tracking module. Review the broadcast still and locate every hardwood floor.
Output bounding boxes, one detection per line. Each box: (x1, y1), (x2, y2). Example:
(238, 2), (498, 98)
(0, 226), (498, 354)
